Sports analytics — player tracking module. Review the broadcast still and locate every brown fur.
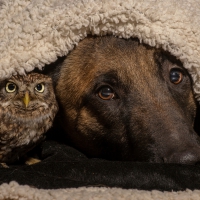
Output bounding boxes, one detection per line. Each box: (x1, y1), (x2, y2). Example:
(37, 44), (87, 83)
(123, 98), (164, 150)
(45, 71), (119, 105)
(54, 36), (200, 164)
(0, 73), (58, 163)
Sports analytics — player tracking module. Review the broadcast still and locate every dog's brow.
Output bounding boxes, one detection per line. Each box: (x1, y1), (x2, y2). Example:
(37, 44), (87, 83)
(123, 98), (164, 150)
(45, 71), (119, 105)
(95, 71), (119, 84)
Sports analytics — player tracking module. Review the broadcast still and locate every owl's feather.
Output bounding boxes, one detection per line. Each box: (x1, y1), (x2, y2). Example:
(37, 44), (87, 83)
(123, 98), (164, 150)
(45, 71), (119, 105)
(0, 73), (58, 163)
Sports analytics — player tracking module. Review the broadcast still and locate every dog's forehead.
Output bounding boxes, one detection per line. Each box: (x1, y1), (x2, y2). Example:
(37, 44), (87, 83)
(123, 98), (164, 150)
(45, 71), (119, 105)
(75, 37), (159, 84)
(96, 41), (156, 72)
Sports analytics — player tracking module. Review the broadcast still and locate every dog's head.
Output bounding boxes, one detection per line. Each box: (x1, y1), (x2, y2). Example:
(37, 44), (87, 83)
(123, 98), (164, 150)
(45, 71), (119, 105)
(54, 36), (200, 164)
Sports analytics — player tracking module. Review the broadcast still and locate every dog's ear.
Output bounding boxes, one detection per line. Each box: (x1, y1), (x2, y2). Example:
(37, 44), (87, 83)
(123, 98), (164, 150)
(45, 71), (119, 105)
(194, 103), (200, 135)
(33, 56), (66, 88)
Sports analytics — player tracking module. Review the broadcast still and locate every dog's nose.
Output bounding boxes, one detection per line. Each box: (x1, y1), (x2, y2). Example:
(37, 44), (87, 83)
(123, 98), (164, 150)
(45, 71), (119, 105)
(165, 149), (200, 165)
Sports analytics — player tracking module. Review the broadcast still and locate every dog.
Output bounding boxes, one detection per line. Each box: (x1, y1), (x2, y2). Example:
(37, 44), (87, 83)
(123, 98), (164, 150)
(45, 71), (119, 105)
(52, 35), (200, 165)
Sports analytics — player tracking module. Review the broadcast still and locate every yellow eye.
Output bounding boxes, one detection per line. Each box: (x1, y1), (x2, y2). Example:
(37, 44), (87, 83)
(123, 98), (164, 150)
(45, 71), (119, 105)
(5, 82), (17, 93)
(35, 83), (45, 93)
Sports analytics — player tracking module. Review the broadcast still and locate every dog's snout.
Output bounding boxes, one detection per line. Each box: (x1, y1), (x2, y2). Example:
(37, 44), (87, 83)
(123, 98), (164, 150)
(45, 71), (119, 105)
(164, 149), (200, 165)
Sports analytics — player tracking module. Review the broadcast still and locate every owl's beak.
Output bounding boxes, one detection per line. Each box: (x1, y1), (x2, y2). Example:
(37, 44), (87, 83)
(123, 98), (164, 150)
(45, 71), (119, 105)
(23, 92), (30, 108)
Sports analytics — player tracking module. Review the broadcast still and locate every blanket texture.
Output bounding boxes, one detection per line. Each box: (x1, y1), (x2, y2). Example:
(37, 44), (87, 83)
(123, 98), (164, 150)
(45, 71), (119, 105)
(1, 182), (200, 200)
(1, 0), (200, 99)
(1, 0), (200, 199)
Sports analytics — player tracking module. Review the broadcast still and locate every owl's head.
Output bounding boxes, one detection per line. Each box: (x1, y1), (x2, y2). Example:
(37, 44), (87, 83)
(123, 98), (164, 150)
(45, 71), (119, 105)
(0, 73), (57, 116)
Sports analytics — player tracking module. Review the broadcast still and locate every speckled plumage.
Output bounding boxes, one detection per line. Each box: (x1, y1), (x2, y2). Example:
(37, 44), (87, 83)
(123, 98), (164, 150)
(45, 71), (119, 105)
(0, 73), (58, 163)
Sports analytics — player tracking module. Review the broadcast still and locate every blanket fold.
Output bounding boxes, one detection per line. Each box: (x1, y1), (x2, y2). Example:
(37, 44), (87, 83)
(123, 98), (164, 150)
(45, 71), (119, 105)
(0, 138), (200, 199)
(2, 139), (200, 191)
(0, 0), (200, 99)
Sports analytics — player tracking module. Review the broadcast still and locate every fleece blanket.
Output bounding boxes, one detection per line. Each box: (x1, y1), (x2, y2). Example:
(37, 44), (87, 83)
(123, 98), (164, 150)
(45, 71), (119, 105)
(1, 0), (200, 99)
(1, 182), (200, 200)
(1, 0), (200, 199)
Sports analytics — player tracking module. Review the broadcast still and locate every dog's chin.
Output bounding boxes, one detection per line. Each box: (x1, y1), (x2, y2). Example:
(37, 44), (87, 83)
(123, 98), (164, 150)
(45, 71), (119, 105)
(147, 149), (200, 165)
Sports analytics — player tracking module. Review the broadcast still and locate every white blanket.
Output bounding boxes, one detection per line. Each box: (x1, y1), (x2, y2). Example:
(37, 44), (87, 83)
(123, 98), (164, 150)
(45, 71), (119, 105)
(0, 0), (200, 98)
(1, 181), (200, 200)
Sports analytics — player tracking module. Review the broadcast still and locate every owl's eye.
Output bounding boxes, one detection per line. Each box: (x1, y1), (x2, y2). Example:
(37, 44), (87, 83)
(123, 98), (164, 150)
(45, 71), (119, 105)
(35, 83), (45, 93)
(5, 82), (17, 93)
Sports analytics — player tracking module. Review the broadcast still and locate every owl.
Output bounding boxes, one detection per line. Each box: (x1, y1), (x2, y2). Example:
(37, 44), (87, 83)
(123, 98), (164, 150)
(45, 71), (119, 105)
(0, 72), (58, 163)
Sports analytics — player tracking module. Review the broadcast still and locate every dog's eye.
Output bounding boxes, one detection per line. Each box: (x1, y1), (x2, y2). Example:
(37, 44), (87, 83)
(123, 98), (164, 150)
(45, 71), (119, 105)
(170, 69), (183, 84)
(98, 86), (115, 100)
